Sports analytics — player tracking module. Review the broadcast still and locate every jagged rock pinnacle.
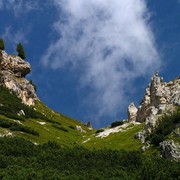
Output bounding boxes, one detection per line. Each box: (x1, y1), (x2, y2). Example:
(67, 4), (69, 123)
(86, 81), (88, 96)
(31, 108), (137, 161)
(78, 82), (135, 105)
(127, 73), (180, 133)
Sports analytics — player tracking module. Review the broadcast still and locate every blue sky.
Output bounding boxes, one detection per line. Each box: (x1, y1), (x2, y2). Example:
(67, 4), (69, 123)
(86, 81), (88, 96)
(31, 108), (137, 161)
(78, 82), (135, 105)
(0, 0), (179, 128)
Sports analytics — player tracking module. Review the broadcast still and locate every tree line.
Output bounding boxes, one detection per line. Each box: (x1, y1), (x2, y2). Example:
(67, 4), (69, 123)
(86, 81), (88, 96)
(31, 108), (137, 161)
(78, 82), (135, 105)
(0, 38), (26, 59)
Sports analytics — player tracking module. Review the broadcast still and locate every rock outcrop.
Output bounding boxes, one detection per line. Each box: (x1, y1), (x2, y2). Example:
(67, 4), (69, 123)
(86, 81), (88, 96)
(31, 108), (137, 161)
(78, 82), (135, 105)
(128, 102), (137, 122)
(128, 72), (180, 133)
(0, 50), (37, 106)
(128, 72), (180, 160)
(160, 140), (180, 162)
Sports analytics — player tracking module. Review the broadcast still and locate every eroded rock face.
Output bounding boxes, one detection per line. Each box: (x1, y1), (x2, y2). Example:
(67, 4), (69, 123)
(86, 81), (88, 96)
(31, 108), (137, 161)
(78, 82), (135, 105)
(0, 50), (30, 77)
(160, 140), (180, 162)
(0, 50), (37, 106)
(128, 102), (137, 122)
(135, 72), (180, 133)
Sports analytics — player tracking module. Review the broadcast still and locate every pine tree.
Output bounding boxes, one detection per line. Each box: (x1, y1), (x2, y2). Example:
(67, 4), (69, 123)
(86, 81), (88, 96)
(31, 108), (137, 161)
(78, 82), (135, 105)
(0, 38), (5, 50)
(16, 43), (26, 59)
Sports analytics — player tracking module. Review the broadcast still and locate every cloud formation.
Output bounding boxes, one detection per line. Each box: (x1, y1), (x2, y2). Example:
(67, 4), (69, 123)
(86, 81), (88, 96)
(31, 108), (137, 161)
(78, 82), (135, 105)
(2, 26), (30, 48)
(42, 0), (161, 118)
(0, 0), (38, 16)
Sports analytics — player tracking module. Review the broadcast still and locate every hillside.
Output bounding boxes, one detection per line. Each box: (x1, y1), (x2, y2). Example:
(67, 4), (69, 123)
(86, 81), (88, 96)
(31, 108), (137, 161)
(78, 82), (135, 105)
(0, 49), (145, 150)
(0, 49), (179, 179)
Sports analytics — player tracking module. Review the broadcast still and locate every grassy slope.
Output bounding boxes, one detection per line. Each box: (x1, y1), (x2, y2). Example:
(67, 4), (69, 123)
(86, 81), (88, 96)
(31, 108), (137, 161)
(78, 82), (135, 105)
(0, 86), (144, 150)
(83, 124), (143, 151)
(0, 86), (92, 147)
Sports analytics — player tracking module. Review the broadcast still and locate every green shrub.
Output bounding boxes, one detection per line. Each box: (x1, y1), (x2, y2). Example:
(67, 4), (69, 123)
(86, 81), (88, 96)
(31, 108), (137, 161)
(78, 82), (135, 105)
(29, 80), (37, 92)
(0, 86), (50, 121)
(52, 124), (68, 132)
(0, 137), (179, 179)
(111, 120), (124, 128)
(0, 38), (5, 50)
(16, 43), (26, 59)
(96, 129), (104, 133)
(147, 109), (180, 146)
(69, 125), (75, 130)
(0, 118), (39, 136)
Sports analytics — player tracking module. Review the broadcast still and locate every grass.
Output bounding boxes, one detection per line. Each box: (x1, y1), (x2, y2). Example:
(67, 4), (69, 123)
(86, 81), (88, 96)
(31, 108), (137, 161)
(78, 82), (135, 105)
(0, 85), (155, 151)
(83, 123), (144, 151)
(0, 86), (94, 147)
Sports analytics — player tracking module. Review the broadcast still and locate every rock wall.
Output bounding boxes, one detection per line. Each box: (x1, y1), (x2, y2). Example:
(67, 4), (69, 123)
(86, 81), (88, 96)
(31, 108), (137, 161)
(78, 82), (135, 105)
(0, 50), (37, 106)
(128, 72), (180, 133)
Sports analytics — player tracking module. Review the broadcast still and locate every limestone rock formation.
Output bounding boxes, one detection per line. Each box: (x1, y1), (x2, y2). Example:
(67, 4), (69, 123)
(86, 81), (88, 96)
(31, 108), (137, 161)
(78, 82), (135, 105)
(160, 140), (180, 162)
(128, 72), (180, 133)
(128, 102), (137, 122)
(0, 50), (37, 106)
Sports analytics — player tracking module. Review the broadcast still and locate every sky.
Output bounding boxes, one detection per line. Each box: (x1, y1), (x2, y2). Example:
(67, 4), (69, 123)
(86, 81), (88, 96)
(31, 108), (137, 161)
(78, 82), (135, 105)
(0, 0), (180, 128)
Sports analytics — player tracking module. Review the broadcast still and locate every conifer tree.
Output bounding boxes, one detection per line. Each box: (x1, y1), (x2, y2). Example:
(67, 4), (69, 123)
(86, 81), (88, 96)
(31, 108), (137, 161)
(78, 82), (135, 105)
(16, 43), (26, 59)
(0, 38), (5, 50)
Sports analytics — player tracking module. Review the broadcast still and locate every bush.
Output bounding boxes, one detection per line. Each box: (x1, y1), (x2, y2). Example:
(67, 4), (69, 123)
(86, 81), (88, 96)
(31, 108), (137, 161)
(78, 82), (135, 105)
(29, 80), (37, 92)
(0, 137), (179, 179)
(69, 125), (75, 130)
(111, 120), (124, 128)
(147, 109), (180, 146)
(0, 118), (39, 136)
(0, 86), (50, 121)
(16, 43), (26, 59)
(52, 124), (68, 132)
(0, 38), (5, 50)
(96, 129), (104, 133)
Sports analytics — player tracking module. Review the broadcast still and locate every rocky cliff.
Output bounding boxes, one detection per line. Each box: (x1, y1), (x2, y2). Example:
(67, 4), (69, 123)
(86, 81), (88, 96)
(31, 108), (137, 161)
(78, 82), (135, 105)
(128, 72), (180, 161)
(128, 72), (180, 133)
(0, 50), (37, 106)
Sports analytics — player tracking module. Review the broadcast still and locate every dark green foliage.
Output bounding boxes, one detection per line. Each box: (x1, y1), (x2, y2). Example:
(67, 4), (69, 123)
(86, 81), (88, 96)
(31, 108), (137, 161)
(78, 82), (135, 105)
(69, 125), (75, 129)
(0, 86), (50, 121)
(96, 129), (104, 133)
(16, 43), (26, 59)
(147, 109), (180, 146)
(0, 38), (5, 50)
(0, 137), (179, 179)
(111, 120), (124, 128)
(0, 118), (39, 136)
(52, 124), (68, 132)
(29, 80), (37, 92)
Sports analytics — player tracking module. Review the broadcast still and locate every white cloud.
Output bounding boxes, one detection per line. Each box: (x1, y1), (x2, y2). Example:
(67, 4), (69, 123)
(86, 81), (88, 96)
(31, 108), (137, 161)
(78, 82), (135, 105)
(42, 0), (161, 118)
(2, 26), (30, 52)
(0, 0), (38, 16)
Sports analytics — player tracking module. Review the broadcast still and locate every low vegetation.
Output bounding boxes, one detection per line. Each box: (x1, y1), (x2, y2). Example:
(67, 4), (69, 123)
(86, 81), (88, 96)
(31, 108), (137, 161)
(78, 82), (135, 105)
(111, 120), (124, 128)
(52, 124), (68, 132)
(0, 86), (50, 121)
(0, 137), (179, 179)
(0, 38), (5, 50)
(96, 129), (104, 133)
(147, 108), (180, 146)
(0, 118), (39, 136)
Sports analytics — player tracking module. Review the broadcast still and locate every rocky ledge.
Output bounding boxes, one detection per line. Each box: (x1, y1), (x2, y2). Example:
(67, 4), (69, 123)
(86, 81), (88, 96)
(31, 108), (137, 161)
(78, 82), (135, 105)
(0, 50), (37, 106)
